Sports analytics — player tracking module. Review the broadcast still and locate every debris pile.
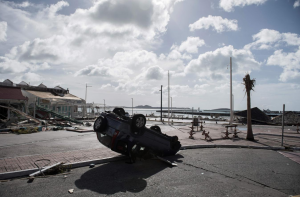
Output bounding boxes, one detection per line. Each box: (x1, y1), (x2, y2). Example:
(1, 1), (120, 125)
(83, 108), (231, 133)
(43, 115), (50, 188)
(0, 105), (93, 134)
(272, 112), (300, 125)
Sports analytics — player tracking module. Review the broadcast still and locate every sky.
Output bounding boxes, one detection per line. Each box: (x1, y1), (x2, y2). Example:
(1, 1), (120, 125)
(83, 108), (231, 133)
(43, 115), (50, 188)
(0, 0), (300, 111)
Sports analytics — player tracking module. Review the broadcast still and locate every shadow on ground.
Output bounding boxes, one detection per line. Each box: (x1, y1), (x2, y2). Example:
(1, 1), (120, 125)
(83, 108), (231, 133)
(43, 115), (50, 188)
(75, 154), (184, 195)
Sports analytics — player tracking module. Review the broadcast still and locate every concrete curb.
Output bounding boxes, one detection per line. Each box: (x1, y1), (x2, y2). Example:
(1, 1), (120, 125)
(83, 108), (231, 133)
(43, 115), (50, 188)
(181, 145), (286, 150)
(0, 156), (126, 180)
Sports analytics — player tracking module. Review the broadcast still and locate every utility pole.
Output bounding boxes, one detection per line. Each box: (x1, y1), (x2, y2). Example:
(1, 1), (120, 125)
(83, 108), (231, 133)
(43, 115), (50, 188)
(168, 70), (170, 124)
(131, 98), (133, 116)
(104, 99), (105, 111)
(159, 85), (163, 122)
(85, 83), (92, 117)
(171, 97), (172, 118)
(230, 57), (233, 125)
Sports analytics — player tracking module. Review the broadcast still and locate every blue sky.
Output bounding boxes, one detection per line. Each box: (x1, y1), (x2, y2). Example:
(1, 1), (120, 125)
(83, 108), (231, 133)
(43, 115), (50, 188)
(0, 0), (300, 110)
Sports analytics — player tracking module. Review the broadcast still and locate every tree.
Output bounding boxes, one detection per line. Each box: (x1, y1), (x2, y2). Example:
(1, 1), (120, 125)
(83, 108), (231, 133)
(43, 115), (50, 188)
(243, 74), (255, 141)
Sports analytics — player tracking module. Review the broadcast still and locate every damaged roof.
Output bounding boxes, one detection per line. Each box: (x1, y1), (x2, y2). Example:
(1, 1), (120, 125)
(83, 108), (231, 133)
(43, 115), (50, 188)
(0, 86), (27, 100)
(235, 107), (271, 123)
(26, 90), (82, 101)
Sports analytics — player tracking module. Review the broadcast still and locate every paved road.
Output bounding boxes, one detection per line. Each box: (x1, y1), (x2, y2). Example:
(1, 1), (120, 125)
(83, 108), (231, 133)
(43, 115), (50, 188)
(1, 148), (299, 197)
(0, 122), (179, 158)
(0, 131), (103, 158)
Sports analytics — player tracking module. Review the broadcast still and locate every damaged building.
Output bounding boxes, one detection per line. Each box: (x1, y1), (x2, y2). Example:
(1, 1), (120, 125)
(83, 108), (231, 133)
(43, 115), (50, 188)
(0, 79), (85, 121)
(235, 107), (271, 125)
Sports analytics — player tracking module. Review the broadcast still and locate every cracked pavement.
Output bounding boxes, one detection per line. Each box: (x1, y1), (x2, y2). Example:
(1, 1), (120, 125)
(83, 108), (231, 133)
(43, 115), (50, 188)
(1, 148), (299, 197)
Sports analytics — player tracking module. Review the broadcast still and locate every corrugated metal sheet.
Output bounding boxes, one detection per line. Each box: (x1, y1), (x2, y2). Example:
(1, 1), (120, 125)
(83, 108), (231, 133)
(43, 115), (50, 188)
(26, 90), (82, 100)
(0, 86), (27, 100)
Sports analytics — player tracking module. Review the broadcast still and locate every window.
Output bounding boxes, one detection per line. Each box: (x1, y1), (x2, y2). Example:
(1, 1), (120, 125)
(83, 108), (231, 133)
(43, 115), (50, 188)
(96, 133), (112, 148)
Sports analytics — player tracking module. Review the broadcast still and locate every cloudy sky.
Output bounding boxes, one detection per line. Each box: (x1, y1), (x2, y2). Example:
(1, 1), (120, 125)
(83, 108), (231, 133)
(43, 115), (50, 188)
(0, 0), (300, 110)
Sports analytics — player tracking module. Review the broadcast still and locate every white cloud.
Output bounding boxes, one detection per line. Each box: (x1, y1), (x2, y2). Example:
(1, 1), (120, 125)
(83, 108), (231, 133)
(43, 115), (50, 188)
(2, 1), (35, 8)
(74, 50), (158, 81)
(167, 49), (182, 60)
(145, 65), (164, 80)
(0, 56), (51, 74)
(0, 56), (28, 74)
(167, 37), (205, 61)
(267, 47), (300, 82)
(245, 29), (300, 82)
(244, 29), (300, 50)
(0, 21), (7, 42)
(13, 72), (43, 85)
(100, 84), (114, 90)
(0, 0), (184, 73)
(39, 1), (69, 18)
(185, 45), (261, 79)
(294, 0), (300, 8)
(189, 15), (238, 33)
(219, 0), (268, 12)
(178, 37), (205, 54)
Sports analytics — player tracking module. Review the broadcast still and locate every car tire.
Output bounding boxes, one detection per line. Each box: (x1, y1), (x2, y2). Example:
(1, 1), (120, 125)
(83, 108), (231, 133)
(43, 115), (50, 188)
(170, 136), (178, 142)
(172, 141), (181, 150)
(131, 114), (146, 133)
(93, 116), (107, 132)
(150, 125), (162, 134)
(113, 108), (126, 116)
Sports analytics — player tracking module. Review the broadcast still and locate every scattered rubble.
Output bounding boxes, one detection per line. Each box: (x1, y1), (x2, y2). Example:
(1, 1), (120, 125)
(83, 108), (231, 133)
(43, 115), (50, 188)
(272, 112), (300, 125)
(0, 105), (93, 134)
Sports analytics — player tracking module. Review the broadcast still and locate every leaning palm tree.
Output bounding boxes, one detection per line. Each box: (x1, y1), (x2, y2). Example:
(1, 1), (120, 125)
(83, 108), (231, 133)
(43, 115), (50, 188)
(243, 74), (255, 141)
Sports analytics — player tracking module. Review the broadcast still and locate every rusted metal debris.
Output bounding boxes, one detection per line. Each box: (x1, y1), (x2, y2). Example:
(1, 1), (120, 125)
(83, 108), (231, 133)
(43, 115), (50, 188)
(29, 162), (63, 177)
(202, 130), (212, 141)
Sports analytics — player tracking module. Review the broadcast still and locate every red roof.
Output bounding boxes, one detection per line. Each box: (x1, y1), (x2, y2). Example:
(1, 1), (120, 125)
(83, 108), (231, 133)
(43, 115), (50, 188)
(0, 86), (27, 100)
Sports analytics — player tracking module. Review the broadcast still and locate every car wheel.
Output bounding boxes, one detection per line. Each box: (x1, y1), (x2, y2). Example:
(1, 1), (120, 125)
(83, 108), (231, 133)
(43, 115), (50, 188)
(170, 136), (178, 142)
(150, 125), (162, 134)
(113, 108), (126, 116)
(172, 141), (181, 150)
(131, 114), (146, 133)
(93, 116), (107, 132)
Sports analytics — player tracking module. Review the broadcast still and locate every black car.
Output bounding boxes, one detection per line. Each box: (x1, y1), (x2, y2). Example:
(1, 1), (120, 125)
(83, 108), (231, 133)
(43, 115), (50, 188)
(93, 108), (181, 161)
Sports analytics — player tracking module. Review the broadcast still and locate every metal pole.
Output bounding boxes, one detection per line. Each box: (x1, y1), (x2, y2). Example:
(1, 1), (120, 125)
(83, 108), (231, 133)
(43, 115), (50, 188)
(168, 70), (170, 124)
(281, 104), (285, 146)
(85, 84), (92, 117)
(232, 94), (234, 121)
(104, 99), (105, 111)
(160, 85), (163, 122)
(171, 97), (172, 118)
(230, 57), (233, 125)
(131, 98), (133, 116)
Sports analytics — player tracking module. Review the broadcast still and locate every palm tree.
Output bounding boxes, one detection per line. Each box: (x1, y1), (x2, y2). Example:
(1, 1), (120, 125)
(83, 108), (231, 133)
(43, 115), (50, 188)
(243, 74), (255, 141)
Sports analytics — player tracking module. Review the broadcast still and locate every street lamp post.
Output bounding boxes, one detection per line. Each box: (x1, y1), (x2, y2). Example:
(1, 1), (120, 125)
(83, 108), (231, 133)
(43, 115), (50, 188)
(104, 99), (105, 112)
(159, 85), (163, 122)
(171, 97), (172, 118)
(131, 98), (133, 116)
(85, 83), (92, 117)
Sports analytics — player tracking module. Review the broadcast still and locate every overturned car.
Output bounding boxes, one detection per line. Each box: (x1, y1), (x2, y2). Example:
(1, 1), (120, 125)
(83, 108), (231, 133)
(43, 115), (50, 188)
(94, 108), (181, 161)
